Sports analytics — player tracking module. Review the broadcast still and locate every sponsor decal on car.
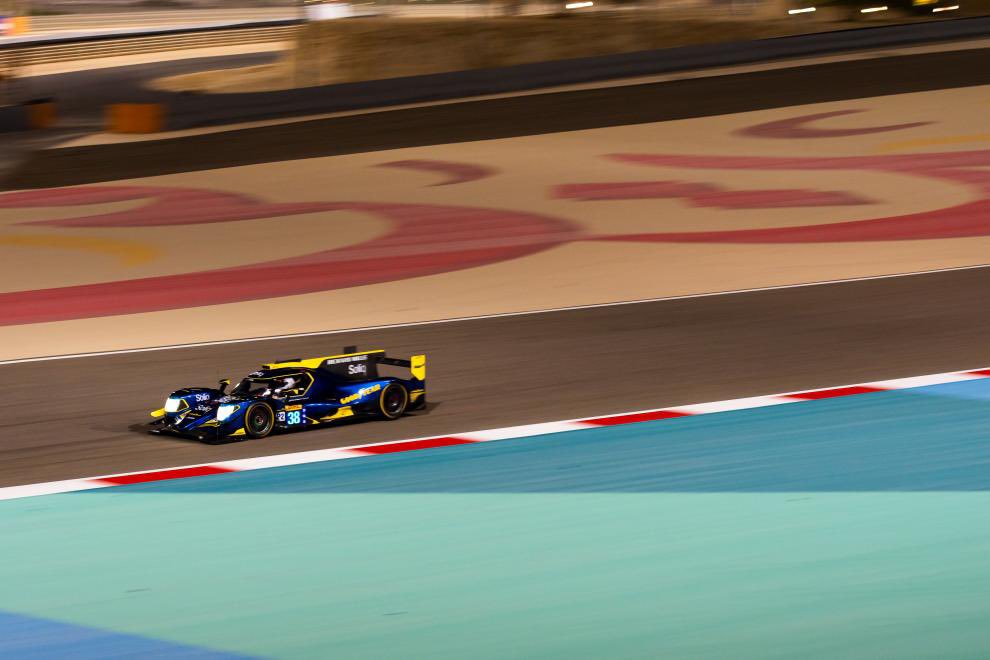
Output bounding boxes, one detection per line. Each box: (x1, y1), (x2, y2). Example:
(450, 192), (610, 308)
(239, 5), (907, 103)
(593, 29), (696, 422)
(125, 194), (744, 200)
(326, 355), (367, 365)
(340, 384), (382, 405)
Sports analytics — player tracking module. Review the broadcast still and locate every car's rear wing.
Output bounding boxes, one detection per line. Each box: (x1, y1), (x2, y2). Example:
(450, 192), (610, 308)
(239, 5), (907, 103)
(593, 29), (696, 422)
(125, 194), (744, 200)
(380, 354), (426, 382)
(324, 346), (425, 383)
(266, 347), (425, 383)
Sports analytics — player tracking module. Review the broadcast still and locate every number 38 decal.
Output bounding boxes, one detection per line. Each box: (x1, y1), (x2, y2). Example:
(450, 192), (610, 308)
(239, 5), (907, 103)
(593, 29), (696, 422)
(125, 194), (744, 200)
(277, 410), (303, 425)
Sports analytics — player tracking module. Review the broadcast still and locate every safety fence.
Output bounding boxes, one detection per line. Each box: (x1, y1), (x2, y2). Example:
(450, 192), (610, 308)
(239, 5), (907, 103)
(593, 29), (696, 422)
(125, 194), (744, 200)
(0, 20), (297, 67)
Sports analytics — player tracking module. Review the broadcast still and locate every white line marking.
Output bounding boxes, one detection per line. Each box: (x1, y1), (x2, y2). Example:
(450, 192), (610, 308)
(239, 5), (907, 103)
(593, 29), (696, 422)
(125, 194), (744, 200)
(220, 447), (368, 470)
(869, 373), (985, 389)
(0, 479), (109, 499)
(2, 262), (988, 366)
(456, 421), (595, 441)
(666, 395), (795, 415)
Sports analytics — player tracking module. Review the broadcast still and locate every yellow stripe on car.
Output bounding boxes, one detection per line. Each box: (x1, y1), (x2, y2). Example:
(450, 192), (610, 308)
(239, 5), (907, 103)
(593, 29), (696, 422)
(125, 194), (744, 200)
(320, 406), (354, 422)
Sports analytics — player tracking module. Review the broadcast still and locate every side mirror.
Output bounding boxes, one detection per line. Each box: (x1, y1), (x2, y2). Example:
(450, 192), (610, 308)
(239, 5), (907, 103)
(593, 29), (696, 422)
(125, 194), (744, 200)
(218, 378), (230, 394)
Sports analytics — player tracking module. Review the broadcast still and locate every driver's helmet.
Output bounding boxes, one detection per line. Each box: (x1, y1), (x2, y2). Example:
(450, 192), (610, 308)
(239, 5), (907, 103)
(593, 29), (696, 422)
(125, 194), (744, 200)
(274, 376), (298, 396)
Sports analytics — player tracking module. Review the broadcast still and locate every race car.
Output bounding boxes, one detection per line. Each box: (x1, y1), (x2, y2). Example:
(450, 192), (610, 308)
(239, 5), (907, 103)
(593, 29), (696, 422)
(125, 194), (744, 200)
(147, 347), (426, 443)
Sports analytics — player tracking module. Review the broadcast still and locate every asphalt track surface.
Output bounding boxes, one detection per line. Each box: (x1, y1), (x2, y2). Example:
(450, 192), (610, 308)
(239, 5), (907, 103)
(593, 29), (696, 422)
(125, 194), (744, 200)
(3, 44), (990, 486)
(4, 266), (990, 487)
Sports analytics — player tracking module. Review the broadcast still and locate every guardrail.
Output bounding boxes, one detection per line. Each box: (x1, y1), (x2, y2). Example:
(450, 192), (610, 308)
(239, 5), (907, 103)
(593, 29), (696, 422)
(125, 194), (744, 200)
(23, 9), (297, 33)
(0, 20), (298, 67)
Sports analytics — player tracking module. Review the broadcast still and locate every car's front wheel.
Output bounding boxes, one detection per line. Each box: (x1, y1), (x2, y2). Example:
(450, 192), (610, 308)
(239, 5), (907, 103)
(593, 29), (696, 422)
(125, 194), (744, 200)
(244, 402), (275, 438)
(378, 383), (409, 420)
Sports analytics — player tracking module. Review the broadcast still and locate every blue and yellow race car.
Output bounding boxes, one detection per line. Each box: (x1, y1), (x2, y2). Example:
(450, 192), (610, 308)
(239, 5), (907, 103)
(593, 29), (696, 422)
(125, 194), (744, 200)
(148, 347), (426, 443)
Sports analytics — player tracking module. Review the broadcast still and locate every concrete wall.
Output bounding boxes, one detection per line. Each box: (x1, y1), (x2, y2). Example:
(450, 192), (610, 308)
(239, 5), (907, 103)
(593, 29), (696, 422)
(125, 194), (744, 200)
(289, 16), (818, 86)
(93, 15), (990, 132)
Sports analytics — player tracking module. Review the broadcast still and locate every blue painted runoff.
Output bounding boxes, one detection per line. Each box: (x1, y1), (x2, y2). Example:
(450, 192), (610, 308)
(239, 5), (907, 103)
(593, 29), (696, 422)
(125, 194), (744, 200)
(0, 611), (253, 659)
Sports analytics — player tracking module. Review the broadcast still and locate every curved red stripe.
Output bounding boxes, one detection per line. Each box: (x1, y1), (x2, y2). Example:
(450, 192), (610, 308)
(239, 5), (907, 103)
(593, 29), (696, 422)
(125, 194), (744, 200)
(736, 109), (932, 139)
(555, 181), (871, 208)
(376, 159), (497, 186)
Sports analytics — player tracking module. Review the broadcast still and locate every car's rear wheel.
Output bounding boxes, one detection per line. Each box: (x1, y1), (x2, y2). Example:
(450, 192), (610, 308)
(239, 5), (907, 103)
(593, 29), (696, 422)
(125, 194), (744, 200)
(244, 402), (275, 438)
(378, 383), (409, 420)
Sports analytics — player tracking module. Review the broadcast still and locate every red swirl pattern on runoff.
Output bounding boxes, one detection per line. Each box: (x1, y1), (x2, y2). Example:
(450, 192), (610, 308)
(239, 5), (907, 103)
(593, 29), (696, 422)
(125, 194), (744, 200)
(0, 190), (582, 326)
(375, 159), (498, 186)
(0, 98), (985, 326)
(599, 149), (990, 243)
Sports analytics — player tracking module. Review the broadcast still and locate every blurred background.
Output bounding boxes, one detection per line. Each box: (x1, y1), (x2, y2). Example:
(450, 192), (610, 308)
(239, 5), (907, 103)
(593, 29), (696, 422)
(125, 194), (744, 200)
(2, 0), (990, 656)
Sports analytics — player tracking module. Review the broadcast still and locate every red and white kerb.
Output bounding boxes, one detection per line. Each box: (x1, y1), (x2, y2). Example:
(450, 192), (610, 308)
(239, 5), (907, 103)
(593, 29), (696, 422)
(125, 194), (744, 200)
(2, 367), (987, 501)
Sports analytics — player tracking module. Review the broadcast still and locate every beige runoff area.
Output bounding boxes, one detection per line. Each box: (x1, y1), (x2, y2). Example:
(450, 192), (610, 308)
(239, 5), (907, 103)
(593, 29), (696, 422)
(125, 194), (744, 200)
(1, 85), (989, 360)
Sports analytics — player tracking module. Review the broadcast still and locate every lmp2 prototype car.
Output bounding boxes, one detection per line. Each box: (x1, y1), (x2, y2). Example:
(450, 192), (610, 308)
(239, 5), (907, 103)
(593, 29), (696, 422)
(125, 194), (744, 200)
(148, 347), (425, 443)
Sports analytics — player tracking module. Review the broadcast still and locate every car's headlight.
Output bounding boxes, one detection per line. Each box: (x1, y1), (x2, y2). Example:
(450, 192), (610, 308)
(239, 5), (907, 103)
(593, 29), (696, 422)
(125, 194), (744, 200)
(217, 404), (240, 422)
(164, 397), (184, 413)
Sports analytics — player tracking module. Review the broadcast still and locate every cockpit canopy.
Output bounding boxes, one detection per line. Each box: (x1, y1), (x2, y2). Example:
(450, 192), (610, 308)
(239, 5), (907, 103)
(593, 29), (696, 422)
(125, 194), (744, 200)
(232, 373), (311, 399)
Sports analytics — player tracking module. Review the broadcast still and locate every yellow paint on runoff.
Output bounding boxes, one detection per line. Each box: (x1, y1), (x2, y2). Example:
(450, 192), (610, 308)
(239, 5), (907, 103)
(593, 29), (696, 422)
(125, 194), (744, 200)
(0, 234), (160, 266)
(875, 133), (990, 153)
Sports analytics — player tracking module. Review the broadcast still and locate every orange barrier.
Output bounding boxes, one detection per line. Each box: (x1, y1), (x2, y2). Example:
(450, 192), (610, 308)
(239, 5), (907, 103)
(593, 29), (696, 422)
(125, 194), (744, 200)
(106, 103), (165, 133)
(1, 16), (29, 35)
(25, 100), (56, 128)
(0, 99), (57, 132)
(11, 16), (29, 35)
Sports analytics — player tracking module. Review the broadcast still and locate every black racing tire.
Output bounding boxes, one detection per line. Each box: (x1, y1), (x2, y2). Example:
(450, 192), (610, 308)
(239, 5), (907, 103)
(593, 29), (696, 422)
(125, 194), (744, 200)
(244, 402), (275, 438)
(378, 383), (409, 420)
